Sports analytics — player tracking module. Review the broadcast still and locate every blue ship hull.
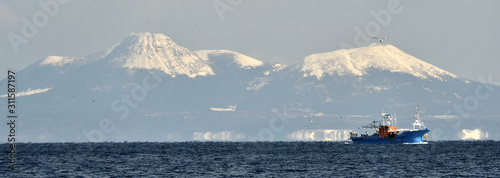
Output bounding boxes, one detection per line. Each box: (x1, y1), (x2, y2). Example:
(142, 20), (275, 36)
(351, 128), (430, 144)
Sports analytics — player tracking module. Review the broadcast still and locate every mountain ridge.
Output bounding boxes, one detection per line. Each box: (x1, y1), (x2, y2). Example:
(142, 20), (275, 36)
(15, 32), (463, 82)
(195, 50), (264, 69)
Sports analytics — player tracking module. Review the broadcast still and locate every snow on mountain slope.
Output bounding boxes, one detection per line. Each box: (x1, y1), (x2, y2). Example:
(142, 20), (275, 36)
(0, 87), (52, 97)
(195, 50), (263, 69)
(38, 45), (115, 73)
(106, 32), (214, 78)
(40, 56), (85, 67)
(302, 43), (458, 80)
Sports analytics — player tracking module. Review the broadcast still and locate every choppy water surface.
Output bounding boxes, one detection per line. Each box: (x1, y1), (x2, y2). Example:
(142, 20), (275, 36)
(1, 141), (499, 177)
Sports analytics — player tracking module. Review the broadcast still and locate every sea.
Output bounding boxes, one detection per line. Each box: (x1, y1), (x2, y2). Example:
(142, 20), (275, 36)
(1, 141), (499, 177)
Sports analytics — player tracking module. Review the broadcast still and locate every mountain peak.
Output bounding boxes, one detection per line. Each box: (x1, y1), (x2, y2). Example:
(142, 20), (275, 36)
(127, 32), (176, 49)
(105, 32), (214, 78)
(302, 43), (458, 80)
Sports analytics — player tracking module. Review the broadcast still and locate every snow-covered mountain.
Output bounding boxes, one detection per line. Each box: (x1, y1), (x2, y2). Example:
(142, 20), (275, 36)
(106, 32), (214, 78)
(0, 32), (498, 142)
(302, 43), (458, 81)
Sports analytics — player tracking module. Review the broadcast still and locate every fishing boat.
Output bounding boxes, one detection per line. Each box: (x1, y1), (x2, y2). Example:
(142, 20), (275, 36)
(349, 105), (430, 144)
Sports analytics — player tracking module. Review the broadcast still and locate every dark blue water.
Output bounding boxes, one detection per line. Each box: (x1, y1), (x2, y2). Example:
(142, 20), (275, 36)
(1, 141), (499, 177)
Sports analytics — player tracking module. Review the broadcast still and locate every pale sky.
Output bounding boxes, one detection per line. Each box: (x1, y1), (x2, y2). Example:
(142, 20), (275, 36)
(1, 0), (499, 84)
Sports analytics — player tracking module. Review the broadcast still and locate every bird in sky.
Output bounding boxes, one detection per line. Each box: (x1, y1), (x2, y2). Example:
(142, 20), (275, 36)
(373, 36), (389, 43)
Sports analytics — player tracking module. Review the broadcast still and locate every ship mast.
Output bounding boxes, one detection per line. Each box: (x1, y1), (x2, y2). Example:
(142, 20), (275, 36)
(412, 102), (426, 130)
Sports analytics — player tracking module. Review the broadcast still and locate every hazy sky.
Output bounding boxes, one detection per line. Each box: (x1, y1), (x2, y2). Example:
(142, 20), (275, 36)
(1, 0), (499, 84)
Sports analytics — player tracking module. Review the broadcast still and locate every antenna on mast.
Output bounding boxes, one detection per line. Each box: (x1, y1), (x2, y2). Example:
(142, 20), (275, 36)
(416, 102), (419, 118)
(394, 110), (397, 126)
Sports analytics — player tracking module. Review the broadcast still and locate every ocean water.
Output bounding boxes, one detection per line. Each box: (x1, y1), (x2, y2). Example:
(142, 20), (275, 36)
(1, 141), (499, 177)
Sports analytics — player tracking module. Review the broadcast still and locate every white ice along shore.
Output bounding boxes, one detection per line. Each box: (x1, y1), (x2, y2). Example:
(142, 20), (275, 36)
(288, 129), (352, 141)
(193, 131), (245, 141)
(210, 105), (237, 112)
(459, 129), (489, 140)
